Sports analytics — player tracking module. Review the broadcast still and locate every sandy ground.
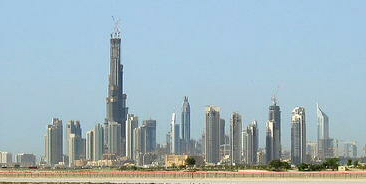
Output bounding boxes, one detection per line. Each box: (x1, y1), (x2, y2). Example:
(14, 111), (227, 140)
(1, 177), (366, 184)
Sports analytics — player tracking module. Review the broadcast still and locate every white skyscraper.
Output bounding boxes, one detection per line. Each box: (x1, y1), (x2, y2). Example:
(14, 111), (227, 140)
(126, 114), (138, 160)
(68, 134), (77, 167)
(86, 130), (94, 161)
(317, 103), (332, 160)
(291, 107), (306, 165)
(171, 113), (180, 154)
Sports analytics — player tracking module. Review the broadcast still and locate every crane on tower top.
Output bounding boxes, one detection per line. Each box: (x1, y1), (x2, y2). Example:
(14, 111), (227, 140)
(112, 16), (121, 38)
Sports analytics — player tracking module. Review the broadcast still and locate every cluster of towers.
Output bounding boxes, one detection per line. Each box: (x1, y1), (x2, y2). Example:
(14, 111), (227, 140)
(168, 97), (191, 155)
(43, 25), (157, 167)
(43, 24), (339, 167)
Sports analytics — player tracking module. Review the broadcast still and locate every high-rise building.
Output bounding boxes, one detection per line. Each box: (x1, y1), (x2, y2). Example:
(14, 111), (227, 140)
(65, 120), (82, 164)
(143, 120), (157, 153)
(317, 103), (332, 160)
(230, 112), (242, 165)
(126, 114), (138, 160)
(134, 126), (144, 161)
(15, 153), (36, 167)
(68, 134), (77, 167)
(265, 97), (281, 163)
(86, 130), (94, 161)
(291, 107), (306, 165)
(219, 119), (225, 146)
(107, 122), (122, 156)
(171, 113), (180, 154)
(45, 118), (63, 166)
(105, 23), (128, 156)
(242, 130), (248, 163)
(181, 96), (190, 153)
(244, 121), (259, 165)
(205, 105), (220, 164)
(93, 123), (104, 161)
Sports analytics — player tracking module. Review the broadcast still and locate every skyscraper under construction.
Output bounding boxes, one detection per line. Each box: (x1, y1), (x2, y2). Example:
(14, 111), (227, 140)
(265, 97), (281, 163)
(105, 22), (128, 155)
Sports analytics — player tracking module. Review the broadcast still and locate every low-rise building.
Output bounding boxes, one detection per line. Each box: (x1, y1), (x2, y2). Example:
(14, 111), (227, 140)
(165, 154), (204, 167)
(15, 153), (36, 167)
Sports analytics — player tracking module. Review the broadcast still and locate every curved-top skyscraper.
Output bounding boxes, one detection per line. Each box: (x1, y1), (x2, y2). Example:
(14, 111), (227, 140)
(317, 103), (331, 160)
(105, 25), (128, 155)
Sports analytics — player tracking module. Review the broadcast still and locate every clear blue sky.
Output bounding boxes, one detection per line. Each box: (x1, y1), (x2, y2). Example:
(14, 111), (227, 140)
(0, 0), (365, 157)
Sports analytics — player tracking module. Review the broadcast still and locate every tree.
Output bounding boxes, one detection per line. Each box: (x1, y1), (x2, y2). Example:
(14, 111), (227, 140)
(347, 159), (353, 166)
(185, 156), (196, 166)
(269, 160), (290, 171)
(354, 160), (359, 167)
(324, 158), (339, 171)
(297, 163), (309, 171)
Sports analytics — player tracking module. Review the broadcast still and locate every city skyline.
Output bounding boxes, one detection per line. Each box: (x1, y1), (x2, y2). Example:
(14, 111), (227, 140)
(1, 0), (366, 158)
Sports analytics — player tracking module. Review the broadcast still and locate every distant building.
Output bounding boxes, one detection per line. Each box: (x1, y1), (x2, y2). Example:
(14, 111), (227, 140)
(93, 123), (104, 161)
(143, 119), (157, 153)
(219, 119), (225, 146)
(291, 107), (306, 165)
(344, 142), (357, 158)
(257, 149), (265, 165)
(244, 121), (259, 165)
(86, 130), (94, 161)
(306, 141), (317, 162)
(65, 120), (82, 162)
(45, 118), (63, 166)
(15, 153), (36, 167)
(230, 112), (242, 165)
(205, 105), (220, 164)
(171, 113), (180, 154)
(126, 114), (138, 160)
(265, 97), (281, 163)
(0, 152), (12, 165)
(107, 122), (122, 156)
(181, 97), (190, 154)
(68, 134), (77, 167)
(317, 103), (333, 160)
(134, 126), (144, 161)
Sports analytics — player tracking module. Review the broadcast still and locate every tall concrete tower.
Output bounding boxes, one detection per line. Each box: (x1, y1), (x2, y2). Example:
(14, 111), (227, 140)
(244, 120), (258, 165)
(265, 97), (281, 163)
(93, 123), (104, 161)
(230, 112), (242, 165)
(205, 105), (220, 164)
(181, 96), (190, 153)
(44, 118), (63, 166)
(106, 21), (128, 155)
(291, 107), (306, 165)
